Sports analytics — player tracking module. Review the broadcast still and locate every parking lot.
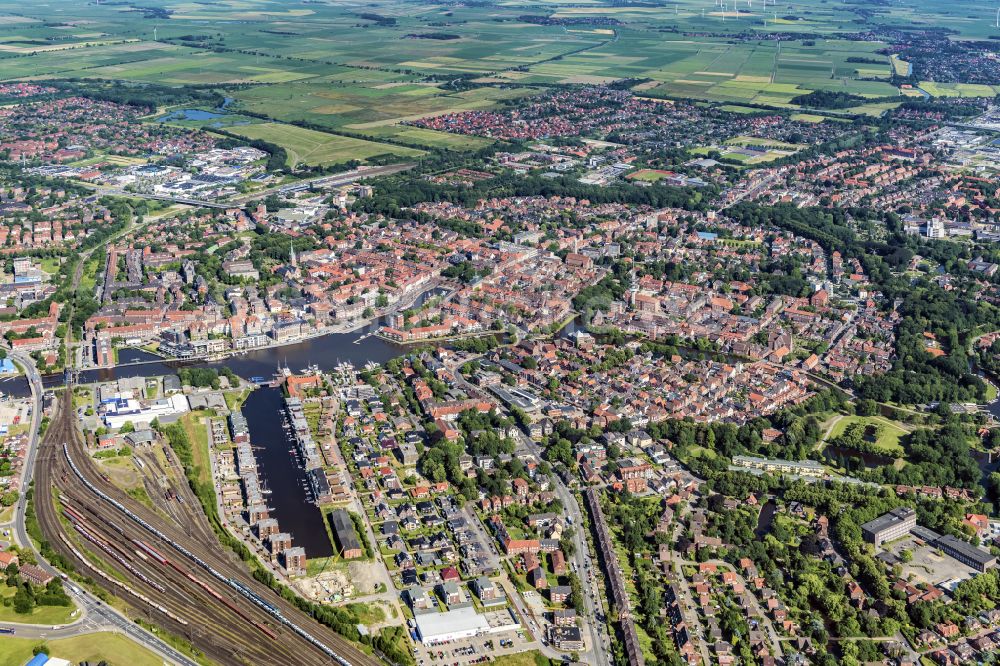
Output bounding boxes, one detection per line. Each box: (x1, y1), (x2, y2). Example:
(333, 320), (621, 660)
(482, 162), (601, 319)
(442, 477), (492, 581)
(887, 536), (978, 587)
(413, 630), (535, 665)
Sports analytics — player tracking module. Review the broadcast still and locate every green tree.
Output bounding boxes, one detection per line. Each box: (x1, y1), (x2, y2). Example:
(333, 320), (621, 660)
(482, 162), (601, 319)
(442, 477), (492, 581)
(13, 586), (34, 614)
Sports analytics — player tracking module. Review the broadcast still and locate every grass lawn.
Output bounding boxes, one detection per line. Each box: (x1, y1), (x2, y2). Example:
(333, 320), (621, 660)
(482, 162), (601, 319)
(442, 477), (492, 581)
(0, 584), (78, 625)
(842, 101), (901, 117)
(919, 81), (1000, 98)
(718, 104), (768, 114)
(984, 381), (998, 403)
(826, 415), (907, 455)
(345, 601), (386, 625)
(790, 112), (827, 122)
(380, 126), (493, 151)
(0, 632), (163, 666)
(78, 254), (103, 295)
(725, 135), (804, 150)
(180, 411), (213, 489)
(38, 257), (61, 275)
(627, 169), (673, 182)
(686, 445), (718, 460)
(223, 389), (251, 412)
(890, 54), (910, 76)
(306, 556), (338, 577)
(492, 651), (554, 666)
(225, 122), (424, 167)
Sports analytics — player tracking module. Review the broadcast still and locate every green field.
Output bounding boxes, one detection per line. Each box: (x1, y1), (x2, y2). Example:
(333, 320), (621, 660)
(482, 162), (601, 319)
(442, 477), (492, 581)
(226, 123), (425, 167)
(367, 126), (493, 151)
(692, 134), (802, 165)
(826, 415), (907, 456)
(842, 101), (903, 117)
(492, 650), (553, 666)
(0, 593), (77, 626)
(790, 112), (829, 123)
(919, 82), (1000, 98)
(515, 30), (898, 106)
(627, 169), (673, 182)
(725, 135), (805, 151)
(0, 0), (991, 154)
(0, 632), (164, 666)
(226, 80), (527, 144)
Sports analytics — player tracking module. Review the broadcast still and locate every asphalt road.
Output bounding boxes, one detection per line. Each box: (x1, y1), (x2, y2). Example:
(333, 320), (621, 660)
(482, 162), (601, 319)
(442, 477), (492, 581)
(514, 428), (611, 666)
(449, 364), (610, 665)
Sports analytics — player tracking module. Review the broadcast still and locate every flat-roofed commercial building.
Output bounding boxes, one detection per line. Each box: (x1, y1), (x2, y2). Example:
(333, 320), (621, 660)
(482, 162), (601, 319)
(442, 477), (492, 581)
(936, 534), (997, 573)
(861, 507), (917, 547)
(414, 607), (491, 645)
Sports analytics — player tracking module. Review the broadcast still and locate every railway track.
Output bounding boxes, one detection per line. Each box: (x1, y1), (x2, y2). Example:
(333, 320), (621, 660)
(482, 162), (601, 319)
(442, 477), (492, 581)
(135, 447), (216, 548)
(35, 392), (381, 666)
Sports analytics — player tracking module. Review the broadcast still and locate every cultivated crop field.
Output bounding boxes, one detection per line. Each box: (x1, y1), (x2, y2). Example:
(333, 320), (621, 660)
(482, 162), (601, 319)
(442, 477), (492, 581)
(0, 0), (994, 165)
(225, 78), (524, 146)
(516, 32), (898, 106)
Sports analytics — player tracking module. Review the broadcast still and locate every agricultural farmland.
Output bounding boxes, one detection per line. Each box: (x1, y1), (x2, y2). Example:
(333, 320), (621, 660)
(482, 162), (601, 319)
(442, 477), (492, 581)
(0, 0), (993, 164)
(224, 79), (520, 147)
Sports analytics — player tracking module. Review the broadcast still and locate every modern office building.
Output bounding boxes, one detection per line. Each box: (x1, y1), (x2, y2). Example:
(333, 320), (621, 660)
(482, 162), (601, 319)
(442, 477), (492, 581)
(861, 507), (917, 547)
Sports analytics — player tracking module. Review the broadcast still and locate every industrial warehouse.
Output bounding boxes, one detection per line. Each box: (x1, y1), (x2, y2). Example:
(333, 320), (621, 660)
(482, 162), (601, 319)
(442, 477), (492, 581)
(329, 508), (364, 559)
(412, 607), (520, 646)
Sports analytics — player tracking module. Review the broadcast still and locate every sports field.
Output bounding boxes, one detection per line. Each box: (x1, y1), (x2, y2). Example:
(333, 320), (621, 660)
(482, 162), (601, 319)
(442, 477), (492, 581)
(627, 169), (674, 182)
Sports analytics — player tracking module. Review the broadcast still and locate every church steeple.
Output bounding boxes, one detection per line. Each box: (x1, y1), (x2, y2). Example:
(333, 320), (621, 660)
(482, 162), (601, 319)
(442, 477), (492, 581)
(290, 241), (297, 268)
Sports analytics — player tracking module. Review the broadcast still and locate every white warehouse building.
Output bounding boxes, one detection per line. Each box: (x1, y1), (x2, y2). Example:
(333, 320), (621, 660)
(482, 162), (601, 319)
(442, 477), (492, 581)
(101, 394), (190, 429)
(413, 607), (519, 646)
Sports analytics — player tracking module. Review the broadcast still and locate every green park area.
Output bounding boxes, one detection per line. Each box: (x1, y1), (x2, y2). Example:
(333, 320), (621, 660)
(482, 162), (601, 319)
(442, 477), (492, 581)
(493, 650), (559, 666)
(0, 590), (76, 626)
(825, 415), (908, 456)
(0, 633), (163, 666)
(0, 567), (77, 627)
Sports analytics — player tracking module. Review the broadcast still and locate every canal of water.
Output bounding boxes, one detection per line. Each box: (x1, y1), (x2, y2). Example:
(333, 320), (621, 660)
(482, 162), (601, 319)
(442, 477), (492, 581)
(17, 323), (406, 556)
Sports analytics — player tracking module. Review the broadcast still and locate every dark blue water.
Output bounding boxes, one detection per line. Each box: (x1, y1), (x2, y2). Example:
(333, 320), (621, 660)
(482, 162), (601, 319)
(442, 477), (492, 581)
(25, 288), (449, 555)
(156, 98), (236, 123)
(34, 326), (402, 557)
(85, 322), (402, 382)
(242, 386), (333, 557)
(105, 329), (400, 556)
(157, 108), (227, 122)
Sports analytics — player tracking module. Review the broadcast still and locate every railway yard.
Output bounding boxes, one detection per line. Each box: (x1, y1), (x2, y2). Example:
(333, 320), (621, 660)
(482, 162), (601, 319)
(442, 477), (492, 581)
(33, 391), (381, 666)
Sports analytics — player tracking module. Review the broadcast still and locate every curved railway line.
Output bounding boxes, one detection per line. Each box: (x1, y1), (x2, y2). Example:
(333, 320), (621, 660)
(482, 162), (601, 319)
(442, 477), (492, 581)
(34, 391), (382, 666)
